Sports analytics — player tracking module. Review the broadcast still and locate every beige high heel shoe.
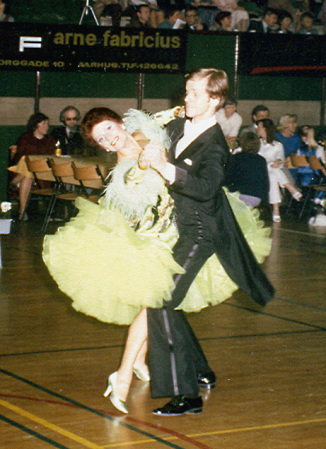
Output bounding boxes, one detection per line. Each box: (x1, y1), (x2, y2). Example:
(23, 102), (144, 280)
(133, 365), (150, 382)
(103, 372), (128, 414)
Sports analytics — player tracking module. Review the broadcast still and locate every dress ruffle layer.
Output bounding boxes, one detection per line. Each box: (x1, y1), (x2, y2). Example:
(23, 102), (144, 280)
(43, 189), (271, 324)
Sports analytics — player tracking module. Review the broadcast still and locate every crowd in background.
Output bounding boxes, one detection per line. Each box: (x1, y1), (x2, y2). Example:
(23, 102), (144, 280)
(94, 0), (326, 33)
(218, 101), (326, 223)
(2, 0), (326, 34)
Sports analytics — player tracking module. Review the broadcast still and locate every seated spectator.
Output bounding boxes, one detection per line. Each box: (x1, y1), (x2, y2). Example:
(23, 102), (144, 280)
(257, 118), (302, 222)
(248, 7), (278, 32)
(223, 132), (270, 208)
(240, 104), (270, 136)
(210, 11), (232, 30)
(295, 125), (326, 185)
(212, 0), (249, 30)
(277, 9), (294, 33)
(93, 0), (121, 20)
(101, 2), (123, 26)
(0, 0), (14, 22)
(10, 113), (56, 221)
(183, 6), (207, 30)
(318, 0), (326, 35)
(297, 11), (318, 34)
(157, 6), (184, 28)
(127, 3), (152, 27)
(275, 114), (301, 158)
(51, 106), (84, 156)
(215, 96), (242, 149)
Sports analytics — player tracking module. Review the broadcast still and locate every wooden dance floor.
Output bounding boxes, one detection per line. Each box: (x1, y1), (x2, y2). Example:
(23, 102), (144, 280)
(0, 215), (325, 449)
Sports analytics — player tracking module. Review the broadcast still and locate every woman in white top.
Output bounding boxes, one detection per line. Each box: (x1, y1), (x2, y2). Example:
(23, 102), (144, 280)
(257, 119), (302, 222)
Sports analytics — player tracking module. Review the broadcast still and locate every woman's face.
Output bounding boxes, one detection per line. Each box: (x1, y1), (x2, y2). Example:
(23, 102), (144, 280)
(36, 120), (49, 136)
(257, 122), (267, 140)
(91, 119), (128, 153)
(0, 1), (5, 14)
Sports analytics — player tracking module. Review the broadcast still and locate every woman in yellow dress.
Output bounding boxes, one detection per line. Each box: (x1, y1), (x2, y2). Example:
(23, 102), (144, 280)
(43, 107), (272, 414)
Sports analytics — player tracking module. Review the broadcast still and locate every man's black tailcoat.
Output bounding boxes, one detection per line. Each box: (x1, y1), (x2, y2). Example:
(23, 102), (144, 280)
(148, 118), (274, 399)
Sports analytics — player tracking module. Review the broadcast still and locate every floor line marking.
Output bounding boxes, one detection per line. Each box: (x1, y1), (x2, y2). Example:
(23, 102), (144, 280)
(101, 417), (326, 447)
(0, 329), (324, 359)
(278, 228), (326, 239)
(0, 369), (192, 449)
(0, 398), (104, 449)
(0, 413), (71, 449)
(0, 393), (212, 449)
(224, 302), (326, 330)
(275, 296), (326, 311)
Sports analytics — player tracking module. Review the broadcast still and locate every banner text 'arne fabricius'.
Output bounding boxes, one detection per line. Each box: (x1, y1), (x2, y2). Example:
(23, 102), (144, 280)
(53, 30), (181, 49)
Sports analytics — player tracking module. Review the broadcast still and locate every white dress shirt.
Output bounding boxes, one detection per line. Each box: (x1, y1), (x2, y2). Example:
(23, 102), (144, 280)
(164, 116), (217, 183)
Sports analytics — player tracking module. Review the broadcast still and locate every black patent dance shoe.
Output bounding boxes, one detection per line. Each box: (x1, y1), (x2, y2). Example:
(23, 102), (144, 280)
(152, 395), (203, 416)
(197, 371), (216, 389)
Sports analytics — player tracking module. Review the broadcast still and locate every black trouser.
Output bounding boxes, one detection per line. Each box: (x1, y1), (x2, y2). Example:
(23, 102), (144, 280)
(148, 228), (215, 398)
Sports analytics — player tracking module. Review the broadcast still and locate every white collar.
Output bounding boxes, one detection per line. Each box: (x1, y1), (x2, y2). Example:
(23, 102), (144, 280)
(175, 116), (217, 157)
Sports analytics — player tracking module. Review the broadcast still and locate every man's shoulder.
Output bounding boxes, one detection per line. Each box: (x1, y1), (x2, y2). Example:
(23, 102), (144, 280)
(51, 126), (65, 137)
(166, 117), (185, 136)
(248, 19), (263, 32)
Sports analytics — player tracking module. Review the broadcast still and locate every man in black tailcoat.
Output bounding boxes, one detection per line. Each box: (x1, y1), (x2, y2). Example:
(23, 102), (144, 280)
(141, 68), (275, 416)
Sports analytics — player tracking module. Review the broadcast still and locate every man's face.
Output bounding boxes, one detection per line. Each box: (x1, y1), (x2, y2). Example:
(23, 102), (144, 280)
(221, 16), (232, 29)
(185, 77), (220, 123)
(302, 16), (313, 30)
(170, 10), (182, 24)
(287, 120), (297, 134)
(185, 10), (198, 26)
(138, 6), (150, 24)
(64, 109), (79, 131)
(253, 110), (269, 123)
(281, 17), (292, 30)
(265, 13), (278, 27)
(224, 104), (237, 118)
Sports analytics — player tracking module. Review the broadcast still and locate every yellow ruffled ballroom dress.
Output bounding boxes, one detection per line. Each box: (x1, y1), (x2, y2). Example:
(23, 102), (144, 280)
(43, 110), (272, 325)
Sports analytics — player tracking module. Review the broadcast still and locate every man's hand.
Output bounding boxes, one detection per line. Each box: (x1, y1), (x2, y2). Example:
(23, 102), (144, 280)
(139, 141), (167, 175)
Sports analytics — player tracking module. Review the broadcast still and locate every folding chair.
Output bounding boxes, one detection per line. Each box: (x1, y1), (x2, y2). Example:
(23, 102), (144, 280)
(289, 154), (325, 219)
(41, 160), (79, 234)
(22, 156), (55, 225)
(71, 162), (105, 202)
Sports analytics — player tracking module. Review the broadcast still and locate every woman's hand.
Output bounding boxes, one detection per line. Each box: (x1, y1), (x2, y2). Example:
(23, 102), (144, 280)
(271, 159), (282, 168)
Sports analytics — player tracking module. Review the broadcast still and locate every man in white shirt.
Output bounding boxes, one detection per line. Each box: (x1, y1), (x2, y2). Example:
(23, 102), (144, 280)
(142, 68), (274, 416)
(215, 97), (242, 146)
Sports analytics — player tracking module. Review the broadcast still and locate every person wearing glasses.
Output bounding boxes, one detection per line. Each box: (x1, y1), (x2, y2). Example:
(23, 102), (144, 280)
(51, 106), (84, 156)
(183, 6), (207, 30)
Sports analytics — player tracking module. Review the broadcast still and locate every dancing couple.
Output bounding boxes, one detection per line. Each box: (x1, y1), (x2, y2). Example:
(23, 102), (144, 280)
(43, 67), (274, 416)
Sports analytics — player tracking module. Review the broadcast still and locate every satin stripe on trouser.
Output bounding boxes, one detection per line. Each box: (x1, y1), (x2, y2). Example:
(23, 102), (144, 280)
(148, 225), (215, 398)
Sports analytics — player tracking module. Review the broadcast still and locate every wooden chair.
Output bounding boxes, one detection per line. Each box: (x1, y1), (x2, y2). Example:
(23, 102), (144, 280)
(41, 160), (79, 234)
(288, 154), (325, 219)
(71, 162), (105, 202)
(22, 156), (55, 224)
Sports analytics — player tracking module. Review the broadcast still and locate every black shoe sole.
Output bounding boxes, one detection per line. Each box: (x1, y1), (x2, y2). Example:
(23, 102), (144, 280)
(199, 383), (215, 390)
(152, 407), (203, 416)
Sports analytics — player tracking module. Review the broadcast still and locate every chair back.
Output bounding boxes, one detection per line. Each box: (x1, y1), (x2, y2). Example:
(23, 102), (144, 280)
(25, 156), (52, 174)
(50, 160), (74, 179)
(71, 162), (105, 183)
(308, 155), (324, 171)
(290, 154), (308, 167)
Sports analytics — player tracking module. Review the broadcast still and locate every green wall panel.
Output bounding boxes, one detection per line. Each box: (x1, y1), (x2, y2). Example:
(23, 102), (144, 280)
(186, 34), (236, 92)
(41, 72), (138, 98)
(1, 72), (35, 97)
(239, 75), (323, 101)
